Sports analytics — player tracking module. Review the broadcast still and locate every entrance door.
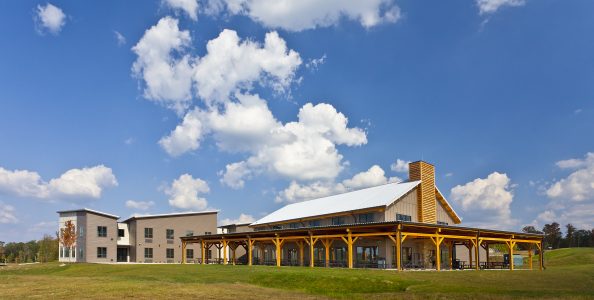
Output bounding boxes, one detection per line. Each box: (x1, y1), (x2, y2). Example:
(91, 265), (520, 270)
(117, 247), (128, 262)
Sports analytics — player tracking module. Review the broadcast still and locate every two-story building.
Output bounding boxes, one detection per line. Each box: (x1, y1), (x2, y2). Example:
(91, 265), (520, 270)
(57, 210), (218, 263)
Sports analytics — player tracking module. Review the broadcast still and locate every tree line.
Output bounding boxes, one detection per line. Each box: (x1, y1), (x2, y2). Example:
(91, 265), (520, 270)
(522, 223), (594, 249)
(0, 234), (59, 263)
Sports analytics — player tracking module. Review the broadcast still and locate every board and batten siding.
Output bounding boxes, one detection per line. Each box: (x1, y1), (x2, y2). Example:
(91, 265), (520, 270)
(385, 188), (418, 222)
(436, 198), (455, 225)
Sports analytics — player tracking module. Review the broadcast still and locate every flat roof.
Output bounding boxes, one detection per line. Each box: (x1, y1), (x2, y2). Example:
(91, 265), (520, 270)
(122, 210), (218, 223)
(56, 208), (120, 219)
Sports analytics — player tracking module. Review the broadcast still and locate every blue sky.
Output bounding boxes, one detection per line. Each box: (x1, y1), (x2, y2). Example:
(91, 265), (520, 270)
(1, 0), (593, 242)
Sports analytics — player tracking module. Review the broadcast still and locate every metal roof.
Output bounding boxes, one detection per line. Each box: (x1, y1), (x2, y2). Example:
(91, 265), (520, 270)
(251, 180), (421, 226)
(56, 208), (120, 219)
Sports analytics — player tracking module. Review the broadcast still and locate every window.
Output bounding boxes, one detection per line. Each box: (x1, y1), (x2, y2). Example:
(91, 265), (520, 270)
(59, 247), (63, 258)
(118, 229), (125, 238)
(97, 226), (107, 237)
(97, 247), (107, 258)
(144, 228), (153, 239)
(72, 247), (76, 258)
(79, 248), (84, 259)
(166, 229), (174, 240)
(437, 221), (448, 226)
(289, 222), (301, 229)
(396, 214), (412, 222)
(166, 248), (174, 259)
(357, 213), (374, 223)
(185, 230), (194, 237)
(204, 231), (212, 235)
(144, 248), (153, 259)
(79, 227), (84, 237)
(65, 247), (70, 258)
(331, 216), (345, 225)
(186, 249), (194, 259)
(207, 250), (212, 259)
(308, 220), (321, 227)
(272, 225), (282, 230)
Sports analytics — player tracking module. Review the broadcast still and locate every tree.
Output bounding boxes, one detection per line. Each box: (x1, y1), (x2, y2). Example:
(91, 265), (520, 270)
(574, 230), (592, 247)
(59, 220), (76, 261)
(38, 234), (59, 263)
(542, 222), (562, 249)
(0, 241), (5, 262)
(565, 224), (576, 248)
(522, 226), (543, 234)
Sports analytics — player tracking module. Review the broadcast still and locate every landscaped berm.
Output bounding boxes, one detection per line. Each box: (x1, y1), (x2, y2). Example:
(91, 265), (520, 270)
(1, 248), (593, 299)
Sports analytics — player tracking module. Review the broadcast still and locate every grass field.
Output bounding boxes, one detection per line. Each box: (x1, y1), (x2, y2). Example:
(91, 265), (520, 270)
(1, 248), (593, 299)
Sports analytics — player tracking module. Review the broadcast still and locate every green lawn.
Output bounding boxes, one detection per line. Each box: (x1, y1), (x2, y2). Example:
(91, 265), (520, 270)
(1, 248), (593, 299)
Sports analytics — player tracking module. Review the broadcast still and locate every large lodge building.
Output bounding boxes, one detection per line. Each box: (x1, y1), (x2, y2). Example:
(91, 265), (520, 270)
(59, 161), (544, 271)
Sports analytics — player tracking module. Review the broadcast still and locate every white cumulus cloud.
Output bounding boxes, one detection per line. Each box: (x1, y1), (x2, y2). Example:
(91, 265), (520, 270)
(164, 0), (199, 20)
(276, 165), (398, 203)
(0, 165), (117, 200)
(0, 202), (18, 224)
(533, 152), (594, 229)
(34, 3), (66, 35)
(219, 213), (255, 226)
(194, 29), (301, 104)
(132, 17), (194, 114)
(476, 0), (526, 15)
(220, 102), (367, 188)
(125, 200), (155, 211)
(159, 108), (205, 156)
(450, 172), (517, 229)
(164, 174), (209, 210)
(390, 158), (410, 173)
(204, 0), (401, 31)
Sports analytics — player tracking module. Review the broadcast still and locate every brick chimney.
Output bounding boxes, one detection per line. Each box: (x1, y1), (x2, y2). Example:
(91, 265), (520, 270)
(409, 161), (437, 224)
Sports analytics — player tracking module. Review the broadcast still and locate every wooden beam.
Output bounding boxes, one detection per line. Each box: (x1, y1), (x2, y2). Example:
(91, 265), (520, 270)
(247, 238), (254, 266)
(222, 240), (228, 265)
(181, 240), (187, 264)
(201, 240), (205, 265)
(475, 235), (480, 271)
(309, 235), (315, 268)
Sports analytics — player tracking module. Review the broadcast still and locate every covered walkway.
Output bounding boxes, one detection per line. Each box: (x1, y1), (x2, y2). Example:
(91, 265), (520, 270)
(181, 221), (544, 271)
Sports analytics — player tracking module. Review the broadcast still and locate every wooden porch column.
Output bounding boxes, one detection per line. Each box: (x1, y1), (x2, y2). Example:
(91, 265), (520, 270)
(475, 235), (480, 271)
(201, 240), (205, 265)
(431, 234), (444, 271)
(248, 238), (253, 266)
(320, 239), (332, 268)
(309, 235), (315, 268)
(507, 239), (516, 271)
(222, 240), (228, 265)
(181, 240), (187, 264)
(538, 241), (544, 271)
(341, 229), (358, 269)
(397, 226), (402, 271)
(274, 236), (282, 267)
